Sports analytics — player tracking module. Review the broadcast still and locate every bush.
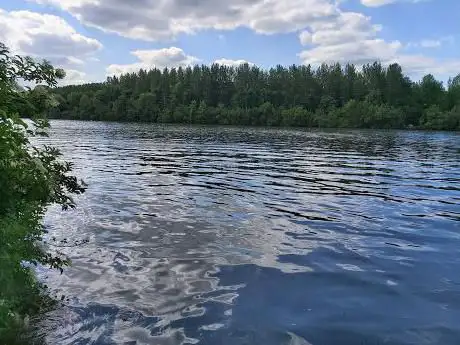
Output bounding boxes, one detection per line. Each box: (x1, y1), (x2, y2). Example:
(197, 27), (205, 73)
(419, 105), (460, 130)
(0, 43), (86, 342)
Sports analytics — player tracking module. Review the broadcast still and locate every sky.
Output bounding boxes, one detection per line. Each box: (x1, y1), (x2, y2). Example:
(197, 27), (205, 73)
(0, 0), (458, 85)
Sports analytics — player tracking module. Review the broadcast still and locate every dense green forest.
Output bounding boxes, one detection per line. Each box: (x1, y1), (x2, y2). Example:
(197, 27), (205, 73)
(50, 62), (460, 130)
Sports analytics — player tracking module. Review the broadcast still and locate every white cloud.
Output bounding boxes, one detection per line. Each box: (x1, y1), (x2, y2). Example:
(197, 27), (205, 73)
(299, 38), (402, 66)
(106, 47), (200, 76)
(29, 0), (338, 41)
(60, 69), (88, 85)
(298, 11), (397, 65)
(214, 58), (254, 67)
(51, 56), (85, 66)
(0, 9), (102, 85)
(22, 0), (455, 83)
(300, 12), (382, 47)
(299, 31), (312, 45)
(0, 9), (102, 64)
(298, 10), (460, 79)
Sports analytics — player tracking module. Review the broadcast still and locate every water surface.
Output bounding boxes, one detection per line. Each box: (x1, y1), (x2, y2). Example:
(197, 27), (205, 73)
(37, 121), (460, 345)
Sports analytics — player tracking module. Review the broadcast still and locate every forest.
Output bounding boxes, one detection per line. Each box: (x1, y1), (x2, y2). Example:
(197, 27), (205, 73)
(49, 62), (460, 130)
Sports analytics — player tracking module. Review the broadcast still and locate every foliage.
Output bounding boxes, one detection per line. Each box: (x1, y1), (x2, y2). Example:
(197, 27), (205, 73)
(0, 43), (86, 343)
(48, 62), (460, 130)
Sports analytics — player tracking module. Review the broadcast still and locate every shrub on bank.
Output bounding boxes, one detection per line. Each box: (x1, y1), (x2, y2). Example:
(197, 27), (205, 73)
(0, 43), (86, 343)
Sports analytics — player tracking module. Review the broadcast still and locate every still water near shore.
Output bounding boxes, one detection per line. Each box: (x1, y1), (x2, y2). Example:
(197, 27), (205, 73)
(35, 121), (460, 344)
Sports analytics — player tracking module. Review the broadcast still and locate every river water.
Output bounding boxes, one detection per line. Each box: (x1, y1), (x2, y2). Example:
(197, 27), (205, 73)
(35, 120), (460, 345)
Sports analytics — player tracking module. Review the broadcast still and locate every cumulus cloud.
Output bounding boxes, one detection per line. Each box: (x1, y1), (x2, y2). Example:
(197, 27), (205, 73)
(0, 9), (102, 85)
(299, 31), (312, 45)
(214, 58), (254, 67)
(298, 11), (395, 65)
(0, 9), (102, 66)
(60, 69), (89, 85)
(29, 0), (338, 41)
(299, 12), (382, 47)
(106, 47), (200, 76)
(51, 56), (85, 66)
(297, 10), (460, 78)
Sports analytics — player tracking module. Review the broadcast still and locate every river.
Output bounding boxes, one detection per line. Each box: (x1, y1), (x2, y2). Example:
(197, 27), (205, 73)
(35, 120), (460, 345)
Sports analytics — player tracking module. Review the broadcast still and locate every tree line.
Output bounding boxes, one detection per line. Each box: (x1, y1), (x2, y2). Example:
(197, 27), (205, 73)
(49, 62), (460, 130)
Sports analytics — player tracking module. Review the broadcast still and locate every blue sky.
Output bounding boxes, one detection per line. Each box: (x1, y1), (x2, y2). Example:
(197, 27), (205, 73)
(0, 0), (458, 85)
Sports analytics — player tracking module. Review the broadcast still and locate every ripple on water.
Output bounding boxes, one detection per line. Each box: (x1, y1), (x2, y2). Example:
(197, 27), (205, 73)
(33, 122), (460, 345)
